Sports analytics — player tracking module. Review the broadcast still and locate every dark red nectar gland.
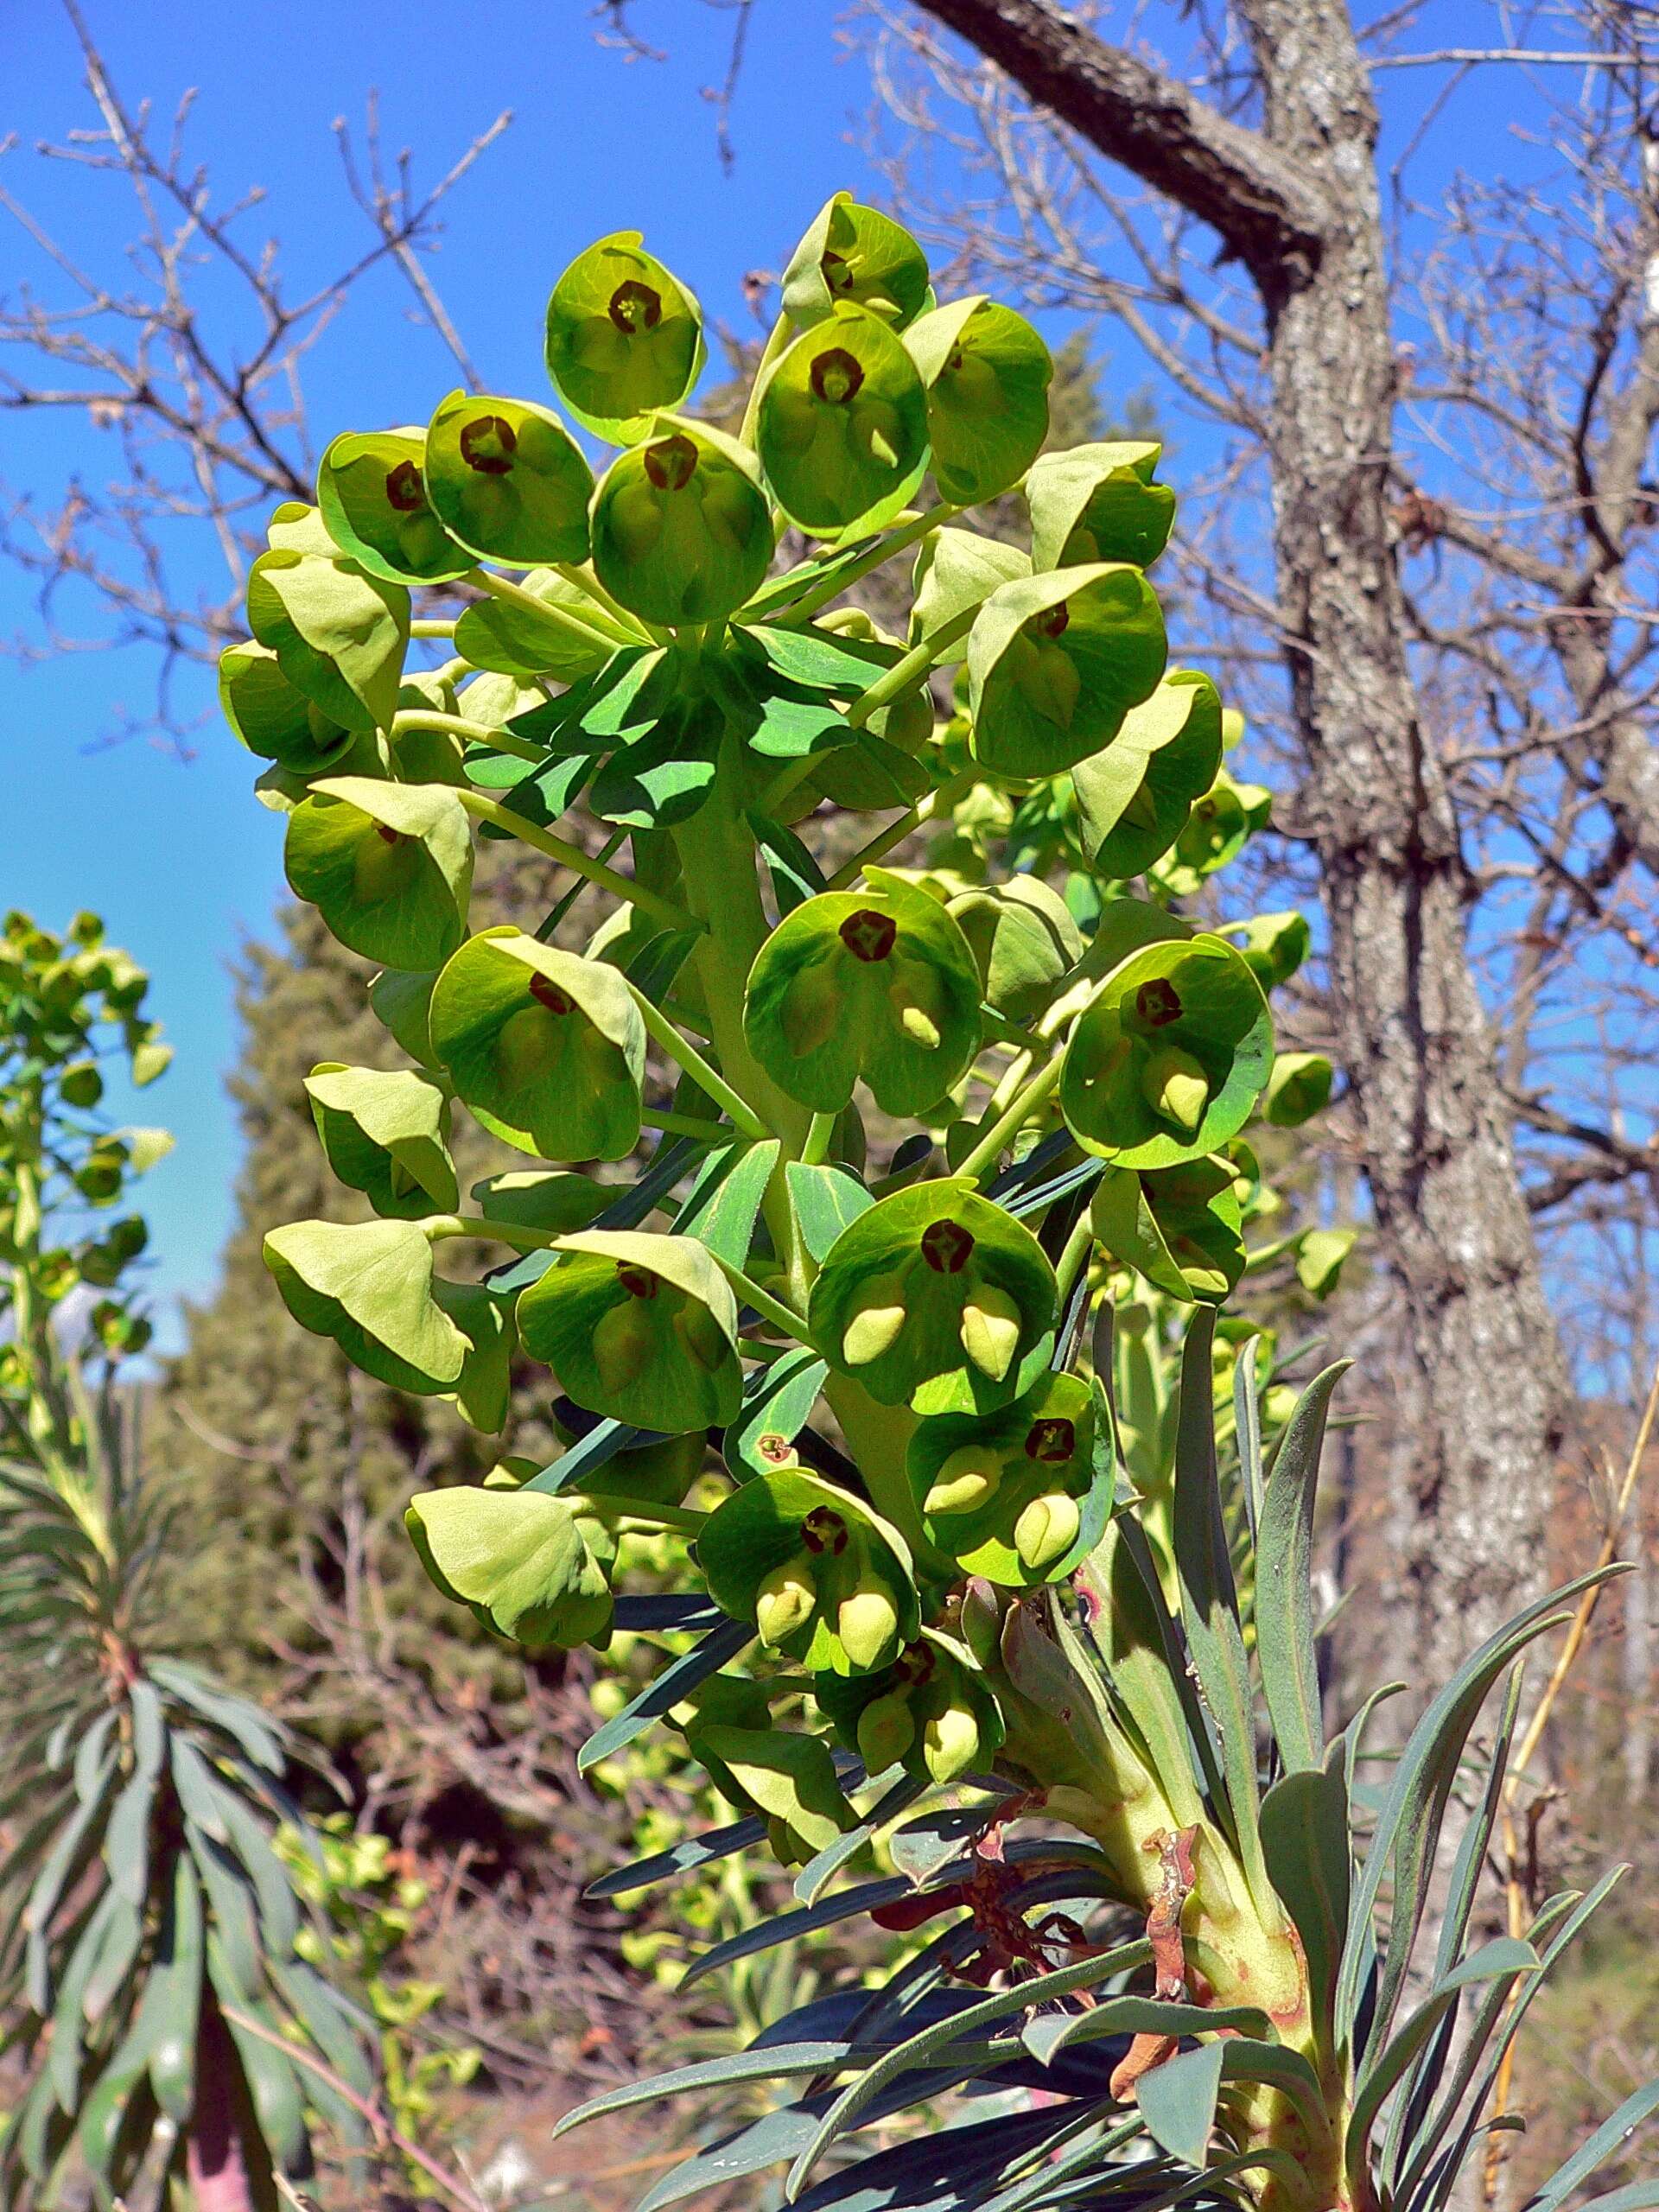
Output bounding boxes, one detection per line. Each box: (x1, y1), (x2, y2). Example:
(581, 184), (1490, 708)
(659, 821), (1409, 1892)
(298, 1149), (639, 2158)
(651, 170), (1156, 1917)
(608, 281), (664, 334)
(757, 1433), (794, 1466)
(643, 435), (699, 493)
(528, 974), (575, 1016)
(839, 909), (897, 963)
(460, 415), (518, 477)
(810, 347), (866, 407)
(384, 460), (426, 512)
(1025, 1418), (1077, 1463)
(373, 825), (404, 847)
(1034, 601), (1071, 639)
(1135, 977), (1184, 1029)
(615, 1264), (659, 1300)
(801, 1506), (849, 1557)
(920, 1219), (976, 1275)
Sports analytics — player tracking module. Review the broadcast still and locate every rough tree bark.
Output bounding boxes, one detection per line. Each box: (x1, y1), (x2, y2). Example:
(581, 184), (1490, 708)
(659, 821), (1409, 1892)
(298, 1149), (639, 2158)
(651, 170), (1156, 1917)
(912, 0), (1568, 1675)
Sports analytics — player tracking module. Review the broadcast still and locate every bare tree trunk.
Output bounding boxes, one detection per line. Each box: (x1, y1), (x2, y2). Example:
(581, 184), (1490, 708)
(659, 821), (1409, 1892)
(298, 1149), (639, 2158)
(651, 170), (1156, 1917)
(911, 0), (1567, 1669)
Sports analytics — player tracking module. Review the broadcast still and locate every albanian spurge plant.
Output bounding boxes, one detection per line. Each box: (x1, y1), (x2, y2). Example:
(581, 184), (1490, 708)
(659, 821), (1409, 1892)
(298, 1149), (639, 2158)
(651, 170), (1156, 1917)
(232, 196), (1656, 2212)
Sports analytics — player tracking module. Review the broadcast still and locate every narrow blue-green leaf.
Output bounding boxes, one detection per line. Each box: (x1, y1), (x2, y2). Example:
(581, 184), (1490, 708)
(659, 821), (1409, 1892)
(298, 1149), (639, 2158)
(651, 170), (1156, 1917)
(786, 1161), (873, 1263)
(103, 1764), (157, 1906)
(556, 2041), (881, 2139)
(1255, 1361), (1349, 1773)
(751, 811), (830, 916)
(148, 1659), (287, 1774)
(1021, 1980), (1249, 2066)
(1258, 1751), (1350, 2044)
(794, 1772), (925, 1906)
(169, 1735), (229, 1841)
(680, 1874), (918, 1991)
(1137, 2039), (1225, 2170)
(81, 1890), (143, 2024)
(1231, 1334), (1265, 1544)
(584, 1813), (769, 1900)
(726, 1350), (831, 1482)
(578, 1619), (753, 1774)
(679, 1138), (780, 1270)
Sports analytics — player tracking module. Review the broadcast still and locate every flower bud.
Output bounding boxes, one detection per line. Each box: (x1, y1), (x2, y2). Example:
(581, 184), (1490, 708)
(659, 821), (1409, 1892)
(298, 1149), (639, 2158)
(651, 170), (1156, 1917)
(1014, 1490), (1082, 1573)
(923, 1701), (982, 1784)
(1141, 1044), (1209, 1136)
(925, 1444), (1004, 1518)
(592, 1295), (656, 1393)
(755, 1555), (817, 1646)
(842, 1281), (908, 1369)
(837, 1578), (900, 1670)
(958, 1282), (1022, 1382)
(856, 1692), (915, 1774)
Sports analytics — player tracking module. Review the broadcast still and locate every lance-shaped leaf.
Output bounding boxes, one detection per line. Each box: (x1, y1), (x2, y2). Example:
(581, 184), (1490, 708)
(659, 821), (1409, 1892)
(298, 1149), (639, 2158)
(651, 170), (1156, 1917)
(518, 1228), (741, 1431)
(743, 869), (982, 1117)
(316, 425), (471, 583)
(692, 1726), (856, 1861)
(906, 1371), (1108, 1587)
(1027, 440), (1176, 572)
(263, 1217), (467, 1388)
(423, 389), (594, 567)
(700, 1464), (918, 1678)
(1059, 932), (1274, 1169)
(1073, 670), (1224, 878)
(782, 193), (931, 330)
(245, 548), (409, 732)
(968, 566), (1167, 779)
(905, 296), (1052, 505)
(219, 642), (364, 777)
(591, 416), (773, 626)
(284, 776), (473, 971)
(406, 1484), (613, 1649)
(1265, 1051), (1334, 1127)
(302, 1062), (458, 1218)
(757, 305), (931, 537)
(544, 232), (703, 442)
(808, 1178), (1058, 1416)
(429, 929), (645, 1162)
(816, 1626), (1006, 1787)
(1090, 1155), (1245, 1306)
(946, 875), (1083, 1024)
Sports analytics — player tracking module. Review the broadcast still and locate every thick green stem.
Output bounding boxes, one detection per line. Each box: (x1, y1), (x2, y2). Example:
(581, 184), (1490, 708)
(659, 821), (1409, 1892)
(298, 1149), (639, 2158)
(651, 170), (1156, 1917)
(843, 606), (978, 732)
(823, 767), (979, 891)
(956, 1052), (1064, 1182)
(772, 502), (964, 629)
(625, 983), (770, 1141)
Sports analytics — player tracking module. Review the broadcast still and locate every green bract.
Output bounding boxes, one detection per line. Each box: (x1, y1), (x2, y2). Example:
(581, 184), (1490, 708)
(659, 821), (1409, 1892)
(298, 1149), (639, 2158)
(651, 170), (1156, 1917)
(699, 1465), (918, 1677)
(1073, 670), (1224, 876)
(516, 1229), (741, 1432)
(756, 305), (930, 536)
(406, 1486), (613, 1649)
(808, 1179), (1057, 1415)
(781, 193), (931, 330)
(428, 930), (645, 1162)
(424, 390), (594, 568)
(544, 232), (703, 442)
(262, 1218), (466, 1389)
(1091, 1155), (1246, 1305)
(591, 417), (772, 626)
(742, 868), (982, 1116)
(1027, 440), (1177, 571)
(815, 1627), (1005, 1785)
(905, 297), (1052, 505)
(283, 777), (473, 972)
(245, 548), (410, 732)
(219, 643), (359, 776)
(906, 1371), (1106, 1587)
(968, 566), (1167, 778)
(946, 874), (1083, 1023)
(316, 427), (471, 584)
(303, 1062), (458, 1218)
(691, 1726), (854, 1862)
(1060, 932), (1273, 1167)
(1265, 1050), (1334, 1126)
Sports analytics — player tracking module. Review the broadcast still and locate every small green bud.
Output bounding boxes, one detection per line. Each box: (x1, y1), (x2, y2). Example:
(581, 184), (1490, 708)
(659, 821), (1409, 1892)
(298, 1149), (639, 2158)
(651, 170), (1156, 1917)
(958, 1282), (1022, 1383)
(925, 1444), (1004, 1517)
(1014, 1490), (1081, 1573)
(755, 1556), (817, 1646)
(60, 1060), (104, 1109)
(856, 1692), (915, 1773)
(1141, 1044), (1209, 1136)
(837, 1580), (900, 1669)
(842, 1281), (908, 1369)
(923, 1702), (982, 1784)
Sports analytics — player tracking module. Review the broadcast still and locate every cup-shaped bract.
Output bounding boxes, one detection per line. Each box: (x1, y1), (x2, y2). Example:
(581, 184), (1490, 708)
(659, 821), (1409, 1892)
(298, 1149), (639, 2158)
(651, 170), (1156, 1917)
(544, 232), (703, 442)
(472, 1169), (610, 1236)
(263, 1217), (467, 1390)
(284, 777), (474, 973)
(1090, 1155), (1245, 1305)
(1073, 671), (1224, 878)
(303, 1062), (458, 1219)
(757, 305), (930, 537)
(1264, 1050), (1334, 1127)
(1169, 768), (1272, 883)
(1231, 909), (1312, 992)
(1059, 934), (1274, 1168)
(782, 193), (931, 331)
(316, 427), (472, 585)
(424, 391), (595, 569)
(968, 567), (1167, 779)
(809, 1179), (1058, 1416)
(517, 1229), (741, 1433)
(743, 868), (982, 1117)
(690, 1724), (855, 1862)
(906, 1372), (1108, 1588)
(946, 875), (1083, 1024)
(815, 1627), (1005, 1787)
(406, 1485), (613, 1649)
(246, 549), (410, 733)
(591, 418), (772, 626)
(1027, 441), (1177, 573)
(219, 642), (363, 777)
(428, 930), (645, 1163)
(699, 1465), (918, 1678)
(905, 297), (1052, 506)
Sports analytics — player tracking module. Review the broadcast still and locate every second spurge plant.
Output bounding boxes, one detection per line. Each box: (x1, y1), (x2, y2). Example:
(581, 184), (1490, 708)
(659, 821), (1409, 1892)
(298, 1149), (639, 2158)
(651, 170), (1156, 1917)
(222, 198), (1640, 2212)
